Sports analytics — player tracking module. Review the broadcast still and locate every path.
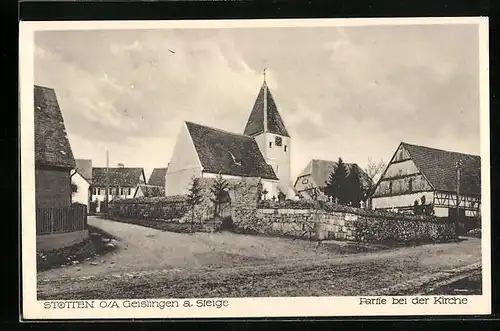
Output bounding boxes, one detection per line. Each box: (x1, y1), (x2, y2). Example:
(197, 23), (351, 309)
(37, 217), (482, 299)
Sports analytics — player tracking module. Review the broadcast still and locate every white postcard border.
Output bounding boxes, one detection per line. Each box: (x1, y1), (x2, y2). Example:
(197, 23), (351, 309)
(20, 17), (491, 319)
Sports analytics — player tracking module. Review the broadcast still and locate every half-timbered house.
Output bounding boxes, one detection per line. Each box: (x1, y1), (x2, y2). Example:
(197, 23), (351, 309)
(371, 142), (481, 230)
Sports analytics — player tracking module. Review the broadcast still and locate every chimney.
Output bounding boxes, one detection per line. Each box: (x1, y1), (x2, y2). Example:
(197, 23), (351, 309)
(117, 163), (125, 168)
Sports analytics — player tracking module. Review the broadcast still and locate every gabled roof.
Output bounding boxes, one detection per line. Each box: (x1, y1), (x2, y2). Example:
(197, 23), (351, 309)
(243, 81), (290, 137)
(136, 184), (165, 198)
(185, 121), (278, 180)
(147, 167), (168, 187)
(402, 142), (481, 196)
(295, 159), (372, 190)
(34, 85), (75, 168)
(75, 159), (92, 182)
(92, 167), (145, 187)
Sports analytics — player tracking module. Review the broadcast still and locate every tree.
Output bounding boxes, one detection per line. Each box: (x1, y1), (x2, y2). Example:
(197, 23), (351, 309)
(346, 165), (364, 207)
(364, 157), (386, 183)
(324, 158), (350, 205)
(210, 173), (229, 221)
(186, 176), (203, 232)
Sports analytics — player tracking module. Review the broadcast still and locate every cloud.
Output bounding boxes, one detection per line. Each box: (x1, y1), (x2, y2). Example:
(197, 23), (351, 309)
(34, 24), (481, 181)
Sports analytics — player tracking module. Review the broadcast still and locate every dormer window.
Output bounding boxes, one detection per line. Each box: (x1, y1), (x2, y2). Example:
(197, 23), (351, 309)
(275, 136), (282, 147)
(229, 151), (242, 166)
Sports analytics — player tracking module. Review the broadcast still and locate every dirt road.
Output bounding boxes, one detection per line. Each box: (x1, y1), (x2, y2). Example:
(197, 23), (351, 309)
(37, 217), (482, 299)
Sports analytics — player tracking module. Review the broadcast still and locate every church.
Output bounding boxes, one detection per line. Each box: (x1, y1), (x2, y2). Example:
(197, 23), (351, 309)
(165, 73), (294, 199)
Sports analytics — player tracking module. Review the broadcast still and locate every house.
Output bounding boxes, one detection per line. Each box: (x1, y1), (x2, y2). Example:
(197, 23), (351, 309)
(34, 85), (88, 251)
(371, 142), (481, 230)
(34, 85), (76, 208)
(166, 76), (294, 198)
(71, 159), (92, 211)
(294, 159), (372, 201)
(90, 165), (146, 212)
(134, 167), (168, 197)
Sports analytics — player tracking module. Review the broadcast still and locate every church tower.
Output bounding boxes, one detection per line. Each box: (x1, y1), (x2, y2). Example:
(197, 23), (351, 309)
(243, 70), (293, 198)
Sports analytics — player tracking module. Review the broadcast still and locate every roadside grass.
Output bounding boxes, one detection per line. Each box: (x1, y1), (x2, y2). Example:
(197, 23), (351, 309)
(36, 226), (117, 272)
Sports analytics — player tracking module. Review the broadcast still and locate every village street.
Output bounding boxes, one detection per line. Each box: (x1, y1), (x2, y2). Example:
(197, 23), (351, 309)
(37, 217), (482, 300)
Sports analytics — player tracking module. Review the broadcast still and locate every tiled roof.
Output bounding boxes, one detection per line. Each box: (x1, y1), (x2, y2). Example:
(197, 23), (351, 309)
(75, 159), (92, 182)
(185, 121), (278, 180)
(147, 167), (168, 187)
(296, 159), (372, 190)
(137, 184), (165, 197)
(34, 85), (75, 168)
(92, 167), (145, 187)
(402, 143), (481, 196)
(243, 81), (290, 137)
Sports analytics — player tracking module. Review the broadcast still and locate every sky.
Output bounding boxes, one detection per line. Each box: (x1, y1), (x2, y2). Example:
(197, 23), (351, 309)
(34, 23), (481, 181)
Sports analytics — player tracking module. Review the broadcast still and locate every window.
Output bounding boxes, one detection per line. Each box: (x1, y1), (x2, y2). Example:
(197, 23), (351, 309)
(302, 178), (309, 185)
(275, 136), (282, 147)
(408, 178), (413, 192)
(100, 188), (105, 195)
(269, 142), (272, 148)
(284, 145), (287, 152)
(120, 188), (124, 195)
(92, 188), (97, 195)
(389, 182), (393, 194)
(128, 187), (132, 195)
(276, 165), (279, 174)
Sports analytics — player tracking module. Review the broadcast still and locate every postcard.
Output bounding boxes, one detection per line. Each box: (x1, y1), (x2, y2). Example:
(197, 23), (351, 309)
(20, 17), (490, 319)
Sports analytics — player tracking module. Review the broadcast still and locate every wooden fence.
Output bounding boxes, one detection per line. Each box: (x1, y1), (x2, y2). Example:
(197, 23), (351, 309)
(36, 203), (87, 235)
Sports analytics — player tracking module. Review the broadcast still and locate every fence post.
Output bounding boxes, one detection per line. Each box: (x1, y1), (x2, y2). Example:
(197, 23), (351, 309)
(50, 208), (54, 234)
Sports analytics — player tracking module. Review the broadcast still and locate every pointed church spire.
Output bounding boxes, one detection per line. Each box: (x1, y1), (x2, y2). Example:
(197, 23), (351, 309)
(263, 69), (268, 132)
(243, 70), (290, 137)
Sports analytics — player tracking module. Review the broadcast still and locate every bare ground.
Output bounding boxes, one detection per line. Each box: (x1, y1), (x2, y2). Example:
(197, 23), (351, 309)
(37, 217), (482, 300)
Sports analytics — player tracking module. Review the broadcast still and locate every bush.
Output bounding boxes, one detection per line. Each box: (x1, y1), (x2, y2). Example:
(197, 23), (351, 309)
(465, 228), (481, 238)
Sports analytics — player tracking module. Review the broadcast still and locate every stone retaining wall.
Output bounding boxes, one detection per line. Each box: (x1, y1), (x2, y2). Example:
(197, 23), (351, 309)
(236, 207), (456, 243)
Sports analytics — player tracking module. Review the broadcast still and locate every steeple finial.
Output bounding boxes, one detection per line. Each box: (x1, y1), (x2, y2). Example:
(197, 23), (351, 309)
(263, 68), (267, 83)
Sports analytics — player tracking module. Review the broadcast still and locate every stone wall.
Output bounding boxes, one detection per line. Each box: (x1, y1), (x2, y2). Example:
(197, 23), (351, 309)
(181, 177), (261, 230)
(108, 179), (455, 243)
(236, 200), (456, 243)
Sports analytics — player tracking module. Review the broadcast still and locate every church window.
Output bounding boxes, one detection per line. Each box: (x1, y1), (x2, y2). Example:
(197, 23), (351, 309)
(284, 145), (287, 152)
(269, 142), (272, 148)
(275, 136), (282, 146)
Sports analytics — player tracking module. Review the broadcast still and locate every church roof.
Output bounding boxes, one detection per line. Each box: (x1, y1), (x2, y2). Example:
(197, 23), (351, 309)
(185, 121), (279, 180)
(402, 142), (481, 196)
(243, 81), (290, 137)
